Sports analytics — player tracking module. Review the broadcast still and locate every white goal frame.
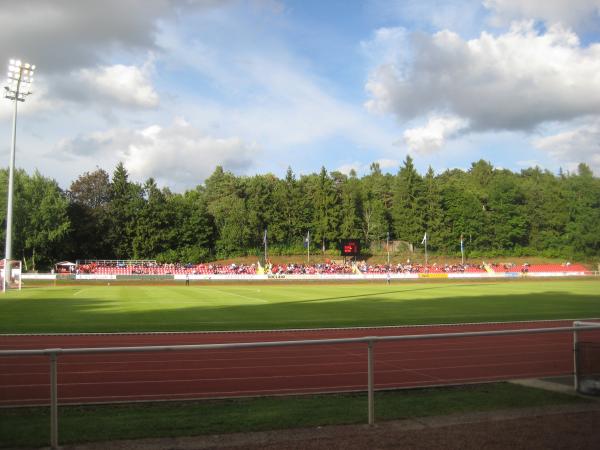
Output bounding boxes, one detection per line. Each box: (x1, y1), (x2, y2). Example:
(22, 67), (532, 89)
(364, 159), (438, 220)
(1, 259), (22, 292)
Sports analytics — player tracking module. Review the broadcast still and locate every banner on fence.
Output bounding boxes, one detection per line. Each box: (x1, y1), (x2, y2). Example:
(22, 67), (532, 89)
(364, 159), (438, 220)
(76, 274), (116, 280)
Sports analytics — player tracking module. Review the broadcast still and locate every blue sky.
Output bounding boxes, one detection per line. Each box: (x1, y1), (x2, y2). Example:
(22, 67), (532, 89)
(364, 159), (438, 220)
(1, 0), (600, 190)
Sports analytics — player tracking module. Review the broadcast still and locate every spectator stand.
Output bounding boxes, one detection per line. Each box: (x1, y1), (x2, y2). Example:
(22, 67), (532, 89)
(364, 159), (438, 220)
(63, 259), (592, 281)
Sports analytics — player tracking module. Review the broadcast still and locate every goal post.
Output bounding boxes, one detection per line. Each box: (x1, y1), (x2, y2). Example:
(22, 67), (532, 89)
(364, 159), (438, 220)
(1, 259), (22, 292)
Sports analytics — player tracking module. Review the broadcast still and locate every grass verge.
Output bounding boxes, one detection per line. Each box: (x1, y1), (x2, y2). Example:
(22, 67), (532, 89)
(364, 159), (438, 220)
(0, 383), (590, 448)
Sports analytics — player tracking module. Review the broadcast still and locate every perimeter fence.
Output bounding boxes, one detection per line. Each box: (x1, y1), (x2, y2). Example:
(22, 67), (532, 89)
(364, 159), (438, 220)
(1, 321), (599, 449)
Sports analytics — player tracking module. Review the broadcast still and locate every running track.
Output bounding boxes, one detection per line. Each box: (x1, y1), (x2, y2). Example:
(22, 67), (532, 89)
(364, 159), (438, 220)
(1, 320), (598, 406)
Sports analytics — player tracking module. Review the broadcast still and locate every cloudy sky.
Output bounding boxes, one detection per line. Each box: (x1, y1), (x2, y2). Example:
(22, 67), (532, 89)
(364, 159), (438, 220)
(1, 0), (600, 190)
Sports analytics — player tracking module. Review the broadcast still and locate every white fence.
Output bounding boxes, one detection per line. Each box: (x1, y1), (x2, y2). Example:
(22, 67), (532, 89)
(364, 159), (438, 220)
(1, 321), (599, 449)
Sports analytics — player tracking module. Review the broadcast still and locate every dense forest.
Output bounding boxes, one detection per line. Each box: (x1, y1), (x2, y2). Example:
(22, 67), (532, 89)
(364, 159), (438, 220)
(1, 156), (599, 270)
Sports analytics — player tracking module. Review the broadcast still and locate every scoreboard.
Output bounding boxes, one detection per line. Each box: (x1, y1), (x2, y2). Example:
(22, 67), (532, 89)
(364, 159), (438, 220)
(340, 239), (360, 256)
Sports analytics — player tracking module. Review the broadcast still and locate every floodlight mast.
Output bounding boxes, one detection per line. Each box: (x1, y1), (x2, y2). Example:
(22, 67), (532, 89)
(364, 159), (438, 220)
(3, 59), (34, 291)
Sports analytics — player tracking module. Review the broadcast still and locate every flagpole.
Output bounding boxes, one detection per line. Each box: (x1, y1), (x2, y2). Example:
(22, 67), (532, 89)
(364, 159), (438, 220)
(425, 236), (428, 265)
(263, 229), (267, 263)
(386, 232), (390, 267)
(307, 231), (310, 264)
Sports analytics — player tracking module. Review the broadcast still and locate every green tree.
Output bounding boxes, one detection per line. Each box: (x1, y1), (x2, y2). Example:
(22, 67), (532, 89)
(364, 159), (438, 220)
(439, 170), (485, 255)
(520, 167), (568, 256)
(487, 170), (529, 251)
(421, 167), (443, 250)
(274, 167), (310, 247)
(67, 169), (112, 259)
(563, 164), (600, 256)
(133, 178), (173, 258)
(168, 189), (214, 262)
(339, 169), (363, 239)
(0, 170), (70, 270)
(204, 166), (251, 257)
(392, 156), (423, 246)
(107, 163), (143, 259)
(360, 163), (391, 245)
(305, 167), (341, 251)
(245, 174), (285, 247)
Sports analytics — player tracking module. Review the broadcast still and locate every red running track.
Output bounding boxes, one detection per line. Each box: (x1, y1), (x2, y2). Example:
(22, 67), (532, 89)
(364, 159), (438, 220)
(1, 321), (597, 406)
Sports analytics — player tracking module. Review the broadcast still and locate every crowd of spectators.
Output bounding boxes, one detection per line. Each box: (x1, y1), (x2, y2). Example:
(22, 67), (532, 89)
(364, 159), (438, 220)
(72, 260), (586, 276)
(267, 262), (354, 275)
(357, 262), (486, 274)
(76, 261), (257, 275)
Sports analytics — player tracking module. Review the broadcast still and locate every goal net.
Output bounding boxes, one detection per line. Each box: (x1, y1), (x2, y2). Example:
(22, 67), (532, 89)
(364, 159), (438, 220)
(0, 259), (22, 292)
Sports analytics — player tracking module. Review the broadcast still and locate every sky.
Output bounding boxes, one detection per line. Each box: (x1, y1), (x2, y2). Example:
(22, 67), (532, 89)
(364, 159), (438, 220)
(1, 0), (600, 191)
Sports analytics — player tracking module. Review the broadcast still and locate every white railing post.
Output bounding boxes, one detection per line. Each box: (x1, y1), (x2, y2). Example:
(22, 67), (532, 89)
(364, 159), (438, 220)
(573, 321), (579, 391)
(573, 321), (580, 392)
(367, 339), (374, 425)
(50, 352), (58, 449)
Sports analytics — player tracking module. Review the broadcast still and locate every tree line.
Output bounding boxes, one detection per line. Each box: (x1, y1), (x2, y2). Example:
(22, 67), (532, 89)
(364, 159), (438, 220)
(1, 157), (599, 270)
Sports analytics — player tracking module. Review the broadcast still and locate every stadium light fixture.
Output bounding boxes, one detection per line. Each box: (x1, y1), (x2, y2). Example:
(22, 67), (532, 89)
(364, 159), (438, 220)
(3, 59), (35, 291)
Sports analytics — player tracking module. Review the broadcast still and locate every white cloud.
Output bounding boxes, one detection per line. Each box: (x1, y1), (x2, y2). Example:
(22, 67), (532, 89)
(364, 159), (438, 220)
(403, 115), (469, 154)
(0, 0), (219, 74)
(336, 162), (363, 176)
(516, 159), (540, 168)
(0, 81), (57, 120)
(336, 158), (400, 176)
(374, 158), (400, 169)
(484, 0), (600, 30)
(360, 27), (410, 67)
(0, 1), (221, 115)
(55, 118), (258, 188)
(369, 0), (485, 36)
(533, 120), (600, 174)
(78, 63), (159, 108)
(365, 21), (600, 134)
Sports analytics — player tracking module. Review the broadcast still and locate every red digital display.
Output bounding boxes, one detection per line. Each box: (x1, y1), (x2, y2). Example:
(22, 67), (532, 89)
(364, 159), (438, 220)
(340, 239), (360, 256)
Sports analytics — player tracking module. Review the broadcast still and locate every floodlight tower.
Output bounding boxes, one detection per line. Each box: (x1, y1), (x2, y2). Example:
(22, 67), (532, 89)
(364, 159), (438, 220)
(3, 60), (35, 290)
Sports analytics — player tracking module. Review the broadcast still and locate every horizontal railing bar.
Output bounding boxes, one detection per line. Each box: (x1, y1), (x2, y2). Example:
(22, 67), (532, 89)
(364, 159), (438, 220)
(2, 324), (600, 357)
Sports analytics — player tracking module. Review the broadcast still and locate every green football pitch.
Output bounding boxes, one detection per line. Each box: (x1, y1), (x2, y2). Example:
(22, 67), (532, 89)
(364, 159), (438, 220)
(1, 279), (599, 333)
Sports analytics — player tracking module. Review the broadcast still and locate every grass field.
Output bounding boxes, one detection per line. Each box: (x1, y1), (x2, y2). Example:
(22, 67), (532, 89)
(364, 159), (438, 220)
(1, 279), (599, 333)
(0, 383), (590, 448)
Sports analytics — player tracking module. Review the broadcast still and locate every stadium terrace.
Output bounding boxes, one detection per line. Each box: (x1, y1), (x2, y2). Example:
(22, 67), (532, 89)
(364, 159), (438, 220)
(60, 260), (591, 277)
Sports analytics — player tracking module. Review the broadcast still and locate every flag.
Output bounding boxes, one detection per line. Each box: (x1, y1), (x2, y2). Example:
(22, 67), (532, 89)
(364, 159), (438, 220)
(304, 231), (310, 248)
(421, 232), (427, 245)
(263, 229), (267, 245)
(460, 234), (464, 252)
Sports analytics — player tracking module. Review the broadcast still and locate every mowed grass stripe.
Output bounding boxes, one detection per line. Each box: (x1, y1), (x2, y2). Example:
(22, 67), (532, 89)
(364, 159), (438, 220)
(0, 279), (599, 333)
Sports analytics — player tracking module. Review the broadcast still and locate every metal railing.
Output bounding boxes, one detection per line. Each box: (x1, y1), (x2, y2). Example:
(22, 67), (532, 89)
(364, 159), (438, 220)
(1, 321), (599, 449)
